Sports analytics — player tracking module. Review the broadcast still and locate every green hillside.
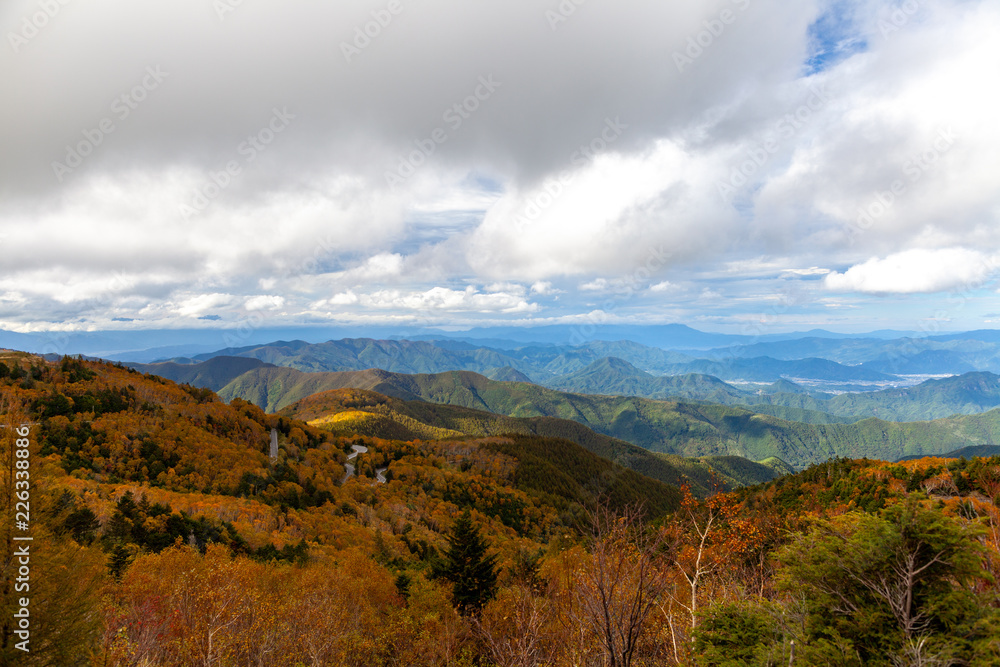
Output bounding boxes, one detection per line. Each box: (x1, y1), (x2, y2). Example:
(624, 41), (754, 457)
(278, 388), (784, 495)
(545, 358), (750, 402)
(745, 404), (856, 424)
(218, 366), (1000, 468)
(547, 358), (1000, 423)
(757, 371), (1000, 421)
(137, 349), (1000, 425)
(691, 455), (797, 489)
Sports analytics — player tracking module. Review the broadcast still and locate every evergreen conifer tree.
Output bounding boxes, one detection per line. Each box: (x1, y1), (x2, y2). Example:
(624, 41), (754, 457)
(439, 508), (498, 615)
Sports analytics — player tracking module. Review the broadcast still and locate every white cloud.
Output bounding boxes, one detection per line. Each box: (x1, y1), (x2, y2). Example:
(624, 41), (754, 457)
(327, 291), (360, 306)
(755, 1), (1000, 258)
(244, 295), (285, 311)
(824, 248), (998, 294)
(2, 0), (998, 332)
(361, 286), (538, 314)
(172, 293), (236, 318)
(530, 281), (561, 295)
(352, 253), (404, 280)
(465, 137), (736, 281)
(484, 282), (526, 296)
(580, 279), (610, 292)
(782, 267), (831, 277)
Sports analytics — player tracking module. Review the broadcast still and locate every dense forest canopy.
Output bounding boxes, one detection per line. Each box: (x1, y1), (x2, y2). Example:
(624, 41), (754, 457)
(1, 352), (999, 664)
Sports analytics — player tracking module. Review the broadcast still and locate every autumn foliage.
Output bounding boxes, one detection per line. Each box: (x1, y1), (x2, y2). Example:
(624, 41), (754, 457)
(2, 353), (1000, 665)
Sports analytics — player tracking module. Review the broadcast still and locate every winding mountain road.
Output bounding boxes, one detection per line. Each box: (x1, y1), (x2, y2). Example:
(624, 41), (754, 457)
(342, 444), (387, 485)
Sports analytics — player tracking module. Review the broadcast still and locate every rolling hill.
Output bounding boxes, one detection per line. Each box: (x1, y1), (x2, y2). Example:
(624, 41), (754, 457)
(546, 358), (1000, 423)
(752, 371), (1000, 421)
(137, 352), (1000, 433)
(212, 365), (1000, 469)
(13, 351), (689, 525)
(173, 336), (910, 384)
(544, 357), (752, 402)
(278, 387), (787, 494)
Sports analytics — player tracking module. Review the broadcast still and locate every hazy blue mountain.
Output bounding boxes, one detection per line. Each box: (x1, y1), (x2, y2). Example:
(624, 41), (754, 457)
(130, 356), (274, 390)
(930, 330), (1000, 343)
(443, 323), (749, 348)
(187, 338), (694, 382)
(544, 360), (1000, 423)
(661, 356), (896, 382)
(5, 325), (999, 364)
(860, 349), (977, 375)
(184, 337), (909, 385)
(696, 336), (1000, 372)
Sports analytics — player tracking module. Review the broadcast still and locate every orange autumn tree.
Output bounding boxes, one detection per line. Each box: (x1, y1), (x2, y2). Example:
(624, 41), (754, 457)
(663, 482), (779, 651)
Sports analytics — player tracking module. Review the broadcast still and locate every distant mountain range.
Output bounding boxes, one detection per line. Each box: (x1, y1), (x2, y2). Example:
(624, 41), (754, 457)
(412, 324), (923, 348)
(129, 358), (1000, 469)
(10, 326), (1000, 377)
(545, 357), (1000, 423)
(164, 337), (898, 385)
(180, 338), (692, 382)
(693, 334), (1000, 374)
(132, 344), (1000, 424)
(0, 323), (837, 359)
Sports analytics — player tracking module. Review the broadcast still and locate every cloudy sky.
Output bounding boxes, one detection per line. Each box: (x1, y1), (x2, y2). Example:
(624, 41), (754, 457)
(1, 0), (998, 336)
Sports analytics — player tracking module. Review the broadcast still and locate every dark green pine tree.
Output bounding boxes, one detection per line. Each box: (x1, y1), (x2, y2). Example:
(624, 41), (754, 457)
(439, 508), (498, 615)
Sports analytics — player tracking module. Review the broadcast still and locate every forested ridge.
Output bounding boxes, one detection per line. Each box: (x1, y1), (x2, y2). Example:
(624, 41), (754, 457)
(278, 387), (784, 495)
(2, 352), (1000, 665)
(214, 363), (1000, 468)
